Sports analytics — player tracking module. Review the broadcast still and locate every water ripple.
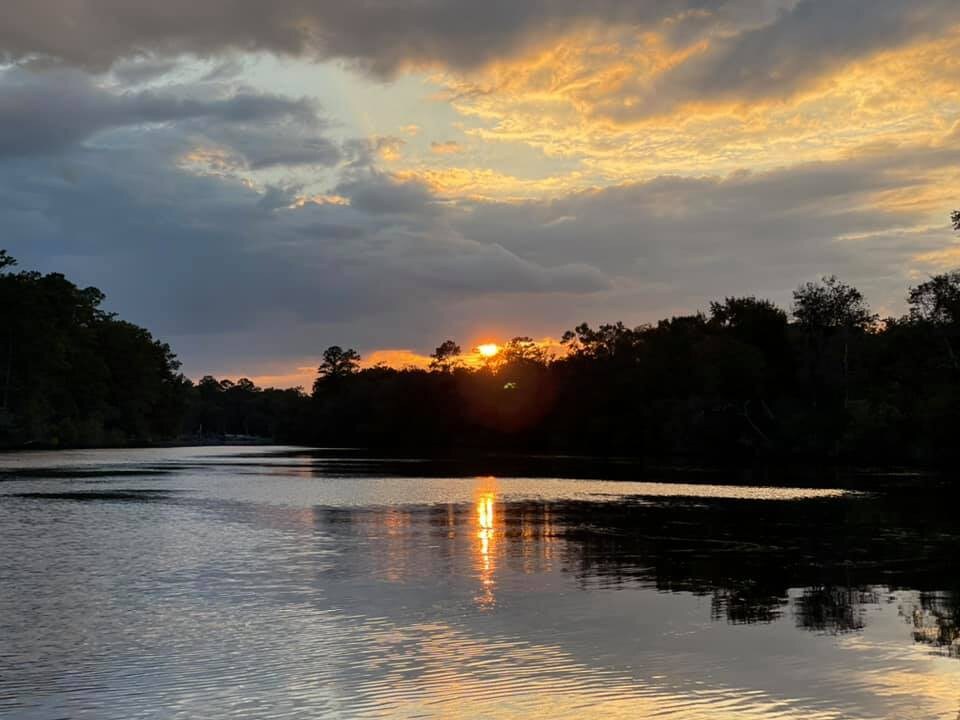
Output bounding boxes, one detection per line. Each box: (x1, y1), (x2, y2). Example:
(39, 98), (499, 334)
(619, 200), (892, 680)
(1, 447), (957, 719)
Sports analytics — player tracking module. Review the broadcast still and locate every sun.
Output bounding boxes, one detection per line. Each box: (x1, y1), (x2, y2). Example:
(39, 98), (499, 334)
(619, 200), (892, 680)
(477, 343), (499, 358)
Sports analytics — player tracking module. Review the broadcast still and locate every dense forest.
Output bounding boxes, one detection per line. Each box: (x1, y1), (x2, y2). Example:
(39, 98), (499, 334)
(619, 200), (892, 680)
(2, 211), (959, 462)
(0, 249), (189, 446)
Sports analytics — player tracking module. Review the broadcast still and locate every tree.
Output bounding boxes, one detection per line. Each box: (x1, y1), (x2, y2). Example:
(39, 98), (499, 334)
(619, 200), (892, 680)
(0, 251), (15, 410)
(792, 276), (877, 418)
(908, 271), (960, 371)
(0, 259), (185, 445)
(710, 296), (786, 334)
(792, 276), (875, 333)
(429, 339), (461, 372)
(313, 346), (361, 393)
(909, 271), (960, 326)
(710, 297), (788, 359)
(952, 209), (959, 232)
(561, 322), (641, 361)
(502, 336), (548, 365)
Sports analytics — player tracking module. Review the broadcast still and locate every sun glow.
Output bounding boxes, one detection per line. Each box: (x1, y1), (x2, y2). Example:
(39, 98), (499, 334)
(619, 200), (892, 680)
(477, 343), (500, 358)
(474, 478), (499, 609)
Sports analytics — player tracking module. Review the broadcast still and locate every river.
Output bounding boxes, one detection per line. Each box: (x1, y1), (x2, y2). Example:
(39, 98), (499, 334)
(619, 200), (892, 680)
(1, 447), (957, 718)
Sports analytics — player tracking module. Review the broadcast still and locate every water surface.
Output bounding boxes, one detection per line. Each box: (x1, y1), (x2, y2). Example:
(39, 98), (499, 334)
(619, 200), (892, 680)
(1, 447), (958, 718)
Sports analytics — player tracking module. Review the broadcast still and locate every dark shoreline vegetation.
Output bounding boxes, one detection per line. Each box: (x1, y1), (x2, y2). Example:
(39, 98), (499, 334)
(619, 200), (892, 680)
(2, 211), (959, 462)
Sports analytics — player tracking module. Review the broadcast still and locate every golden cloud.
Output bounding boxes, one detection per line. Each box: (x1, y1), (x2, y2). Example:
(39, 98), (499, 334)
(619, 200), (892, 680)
(376, 136), (406, 162)
(362, 348), (433, 370)
(430, 140), (465, 155)
(393, 167), (587, 202)
(420, 25), (960, 192)
(290, 193), (351, 208)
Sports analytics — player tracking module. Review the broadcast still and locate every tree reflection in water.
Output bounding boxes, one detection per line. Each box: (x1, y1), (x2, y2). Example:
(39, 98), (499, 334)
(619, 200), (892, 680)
(313, 472), (960, 657)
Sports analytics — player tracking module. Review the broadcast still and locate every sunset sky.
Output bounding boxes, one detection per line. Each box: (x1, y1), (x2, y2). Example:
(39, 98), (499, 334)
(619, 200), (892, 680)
(3, 1), (960, 387)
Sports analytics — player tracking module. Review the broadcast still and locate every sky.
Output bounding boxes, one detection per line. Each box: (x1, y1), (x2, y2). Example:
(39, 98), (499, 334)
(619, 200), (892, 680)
(2, 1), (959, 388)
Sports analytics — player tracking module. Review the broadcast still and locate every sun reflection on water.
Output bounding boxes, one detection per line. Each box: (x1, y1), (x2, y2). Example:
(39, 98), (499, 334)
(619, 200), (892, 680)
(474, 477), (499, 609)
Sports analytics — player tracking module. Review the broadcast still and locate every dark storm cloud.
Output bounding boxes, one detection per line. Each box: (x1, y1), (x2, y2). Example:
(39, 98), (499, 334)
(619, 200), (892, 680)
(199, 124), (341, 170)
(0, 120), (609, 350)
(0, 67), (328, 160)
(109, 57), (181, 85)
(0, 1), (723, 72)
(2, 2), (956, 109)
(335, 172), (440, 217)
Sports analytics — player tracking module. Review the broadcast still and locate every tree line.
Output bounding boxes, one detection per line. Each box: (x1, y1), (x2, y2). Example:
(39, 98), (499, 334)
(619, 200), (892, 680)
(0, 250), (188, 446)
(2, 211), (959, 460)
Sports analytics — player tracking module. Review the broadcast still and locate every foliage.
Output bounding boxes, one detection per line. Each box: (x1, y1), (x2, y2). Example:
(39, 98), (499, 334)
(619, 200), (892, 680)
(430, 340), (461, 372)
(6, 213), (960, 459)
(908, 271), (960, 325)
(502, 336), (549, 365)
(792, 275), (877, 332)
(0, 252), (188, 446)
(287, 271), (957, 462)
(316, 346), (361, 380)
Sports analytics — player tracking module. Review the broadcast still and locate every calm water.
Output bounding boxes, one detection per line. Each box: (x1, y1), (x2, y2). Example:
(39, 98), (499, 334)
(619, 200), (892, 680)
(1, 447), (959, 719)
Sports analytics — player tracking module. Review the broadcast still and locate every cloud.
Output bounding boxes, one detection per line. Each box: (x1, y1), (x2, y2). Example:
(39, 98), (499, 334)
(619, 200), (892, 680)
(454, 135), (960, 315)
(0, 1), (732, 73)
(195, 124), (341, 170)
(0, 66), (332, 166)
(12, 0), (948, 95)
(1, 2), (956, 132)
(622, 0), (960, 119)
(109, 56), (181, 85)
(0, 114), (610, 375)
(430, 140), (464, 155)
(6, 114), (958, 381)
(3, 5), (960, 381)
(437, 21), (960, 196)
(374, 136), (406, 162)
(362, 349), (433, 370)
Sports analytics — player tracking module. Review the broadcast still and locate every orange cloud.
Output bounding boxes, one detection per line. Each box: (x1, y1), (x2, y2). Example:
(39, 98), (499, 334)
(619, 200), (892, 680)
(430, 140), (465, 155)
(289, 193), (350, 208)
(394, 167), (586, 202)
(424, 25), (960, 190)
(376, 136), (406, 162)
(217, 365), (317, 390)
(913, 245), (960, 270)
(178, 146), (244, 176)
(362, 348), (433, 370)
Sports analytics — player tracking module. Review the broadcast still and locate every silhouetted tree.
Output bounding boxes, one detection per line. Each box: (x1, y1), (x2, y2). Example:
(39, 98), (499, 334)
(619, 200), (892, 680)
(792, 276), (876, 439)
(429, 340), (461, 372)
(792, 276), (875, 333)
(908, 271), (960, 325)
(908, 271), (960, 371)
(0, 252), (187, 446)
(503, 336), (549, 365)
(561, 322), (641, 361)
(0, 250), (15, 411)
(7, 220), (960, 461)
(710, 297), (787, 346)
(315, 346), (360, 382)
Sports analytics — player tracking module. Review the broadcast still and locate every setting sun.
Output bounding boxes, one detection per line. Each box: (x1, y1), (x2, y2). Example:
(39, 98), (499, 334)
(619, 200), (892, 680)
(477, 343), (499, 358)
